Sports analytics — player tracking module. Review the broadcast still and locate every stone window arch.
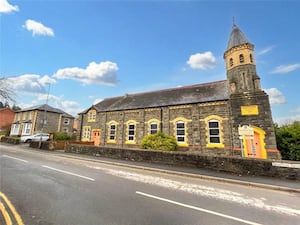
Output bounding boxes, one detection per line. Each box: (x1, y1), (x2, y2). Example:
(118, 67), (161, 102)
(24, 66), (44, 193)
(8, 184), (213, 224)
(170, 117), (191, 147)
(125, 120), (138, 144)
(107, 120), (118, 143)
(147, 119), (160, 134)
(204, 115), (225, 148)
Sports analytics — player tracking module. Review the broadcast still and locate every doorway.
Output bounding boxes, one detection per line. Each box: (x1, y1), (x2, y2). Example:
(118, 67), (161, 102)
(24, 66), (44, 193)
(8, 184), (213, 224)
(92, 129), (101, 146)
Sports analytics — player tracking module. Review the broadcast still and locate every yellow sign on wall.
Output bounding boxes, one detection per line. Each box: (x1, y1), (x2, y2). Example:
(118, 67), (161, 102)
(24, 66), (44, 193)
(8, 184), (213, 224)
(241, 105), (259, 115)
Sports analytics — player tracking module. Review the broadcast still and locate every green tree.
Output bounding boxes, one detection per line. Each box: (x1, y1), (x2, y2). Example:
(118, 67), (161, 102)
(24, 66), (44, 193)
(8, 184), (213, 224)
(275, 121), (300, 161)
(141, 132), (177, 151)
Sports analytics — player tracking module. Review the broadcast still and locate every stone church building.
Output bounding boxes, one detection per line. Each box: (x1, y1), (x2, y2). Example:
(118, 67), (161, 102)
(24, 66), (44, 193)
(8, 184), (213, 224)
(78, 24), (281, 160)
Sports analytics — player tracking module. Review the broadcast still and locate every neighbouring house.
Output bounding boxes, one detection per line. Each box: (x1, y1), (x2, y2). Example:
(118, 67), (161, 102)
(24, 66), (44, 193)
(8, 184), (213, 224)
(78, 23), (281, 160)
(0, 107), (15, 132)
(10, 104), (74, 137)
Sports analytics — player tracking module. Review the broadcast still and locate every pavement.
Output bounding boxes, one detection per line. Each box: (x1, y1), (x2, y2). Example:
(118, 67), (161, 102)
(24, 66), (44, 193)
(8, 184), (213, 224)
(2, 142), (300, 193)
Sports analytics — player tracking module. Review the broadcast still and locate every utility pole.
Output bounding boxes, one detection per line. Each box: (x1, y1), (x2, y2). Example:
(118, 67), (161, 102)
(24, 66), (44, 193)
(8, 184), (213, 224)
(39, 83), (51, 148)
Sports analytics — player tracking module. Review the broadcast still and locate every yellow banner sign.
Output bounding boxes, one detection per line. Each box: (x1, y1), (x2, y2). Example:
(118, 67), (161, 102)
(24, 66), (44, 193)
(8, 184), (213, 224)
(241, 105), (259, 115)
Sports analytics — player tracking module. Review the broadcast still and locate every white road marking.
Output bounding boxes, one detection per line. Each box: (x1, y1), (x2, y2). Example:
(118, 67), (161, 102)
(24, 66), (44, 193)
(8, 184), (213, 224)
(2, 155), (28, 163)
(42, 165), (95, 181)
(87, 166), (300, 216)
(136, 191), (262, 225)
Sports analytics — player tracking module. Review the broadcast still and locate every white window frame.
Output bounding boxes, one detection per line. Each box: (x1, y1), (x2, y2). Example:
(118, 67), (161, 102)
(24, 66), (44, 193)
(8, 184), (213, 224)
(63, 118), (70, 125)
(10, 123), (20, 135)
(208, 120), (221, 144)
(128, 123), (135, 141)
(150, 122), (158, 134)
(82, 126), (91, 140)
(109, 124), (116, 141)
(176, 121), (185, 143)
(22, 122), (32, 135)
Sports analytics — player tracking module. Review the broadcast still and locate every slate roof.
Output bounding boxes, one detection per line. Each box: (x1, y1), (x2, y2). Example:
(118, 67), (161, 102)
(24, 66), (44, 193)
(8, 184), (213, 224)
(226, 24), (252, 51)
(17, 104), (74, 118)
(87, 80), (229, 113)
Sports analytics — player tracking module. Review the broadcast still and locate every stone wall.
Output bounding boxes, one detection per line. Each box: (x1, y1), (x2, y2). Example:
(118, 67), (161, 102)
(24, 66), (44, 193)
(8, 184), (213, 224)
(65, 144), (299, 181)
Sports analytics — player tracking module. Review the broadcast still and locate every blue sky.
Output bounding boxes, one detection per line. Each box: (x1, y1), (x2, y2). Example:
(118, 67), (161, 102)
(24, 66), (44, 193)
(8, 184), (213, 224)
(1, 0), (299, 125)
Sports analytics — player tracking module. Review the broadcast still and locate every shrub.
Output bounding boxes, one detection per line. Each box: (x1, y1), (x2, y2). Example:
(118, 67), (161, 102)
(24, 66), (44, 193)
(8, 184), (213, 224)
(53, 132), (76, 141)
(275, 121), (300, 161)
(141, 132), (177, 151)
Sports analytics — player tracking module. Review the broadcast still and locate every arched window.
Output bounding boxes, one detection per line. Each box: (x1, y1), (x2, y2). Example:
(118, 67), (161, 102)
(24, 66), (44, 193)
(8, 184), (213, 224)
(250, 54), (253, 63)
(109, 124), (116, 141)
(208, 120), (220, 144)
(204, 115), (224, 148)
(128, 123), (135, 141)
(229, 58), (234, 67)
(176, 121), (185, 143)
(239, 54), (244, 63)
(150, 122), (158, 134)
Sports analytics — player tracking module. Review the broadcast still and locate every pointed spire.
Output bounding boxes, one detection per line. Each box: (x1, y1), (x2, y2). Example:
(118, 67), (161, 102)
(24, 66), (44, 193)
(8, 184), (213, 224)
(226, 23), (252, 51)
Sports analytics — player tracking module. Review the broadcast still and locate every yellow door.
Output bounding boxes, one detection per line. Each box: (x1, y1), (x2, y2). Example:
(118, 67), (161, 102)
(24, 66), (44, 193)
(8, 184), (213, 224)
(243, 127), (267, 159)
(92, 130), (100, 146)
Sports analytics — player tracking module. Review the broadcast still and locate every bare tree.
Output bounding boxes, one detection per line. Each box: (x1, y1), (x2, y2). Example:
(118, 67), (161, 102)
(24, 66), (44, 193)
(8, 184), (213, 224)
(0, 77), (15, 102)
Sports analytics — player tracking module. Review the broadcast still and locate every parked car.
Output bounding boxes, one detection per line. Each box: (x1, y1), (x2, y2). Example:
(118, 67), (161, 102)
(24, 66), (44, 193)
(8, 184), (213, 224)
(20, 133), (50, 143)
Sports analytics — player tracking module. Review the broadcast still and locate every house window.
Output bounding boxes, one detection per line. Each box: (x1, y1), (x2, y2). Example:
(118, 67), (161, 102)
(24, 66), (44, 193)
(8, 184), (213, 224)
(63, 118), (70, 125)
(239, 54), (244, 63)
(176, 121), (185, 143)
(10, 123), (20, 135)
(208, 120), (221, 144)
(22, 123), (32, 135)
(82, 126), (91, 141)
(109, 124), (116, 140)
(229, 58), (234, 67)
(88, 110), (96, 122)
(150, 122), (158, 134)
(128, 123), (135, 141)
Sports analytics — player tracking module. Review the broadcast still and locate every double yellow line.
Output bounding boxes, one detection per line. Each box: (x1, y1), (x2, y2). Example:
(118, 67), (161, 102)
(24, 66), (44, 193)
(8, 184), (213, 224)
(0, 192), (24, 225)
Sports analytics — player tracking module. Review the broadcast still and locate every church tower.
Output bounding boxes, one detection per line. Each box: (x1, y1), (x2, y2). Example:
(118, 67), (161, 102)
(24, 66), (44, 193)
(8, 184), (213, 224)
(224, 23), (280, 159)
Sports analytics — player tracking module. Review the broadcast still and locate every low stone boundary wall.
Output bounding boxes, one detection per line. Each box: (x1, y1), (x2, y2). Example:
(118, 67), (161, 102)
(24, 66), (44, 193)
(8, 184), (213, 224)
(0, 136), (20, 144)
(65, 144), (300, 181)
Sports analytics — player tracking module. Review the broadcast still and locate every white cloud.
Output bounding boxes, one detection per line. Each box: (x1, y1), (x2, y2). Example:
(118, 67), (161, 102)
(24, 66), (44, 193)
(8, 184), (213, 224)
(271, 63), (300, 74)
(274, 115), (300, 126)
(257, 45), (275, 56)
(23, 19), (55, 37)
(0, 0), (19, 14)
(187, 51), (216, 70)
(53, 61), (119, 86)
(7, 74), (56, 94)
(32, 93), (81, 116)
(264, 88), (286, 105)
(93, 98), (103, 105)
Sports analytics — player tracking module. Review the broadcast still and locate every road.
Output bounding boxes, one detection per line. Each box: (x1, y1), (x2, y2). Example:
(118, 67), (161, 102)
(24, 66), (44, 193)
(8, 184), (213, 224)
(0, 143), (299, 225)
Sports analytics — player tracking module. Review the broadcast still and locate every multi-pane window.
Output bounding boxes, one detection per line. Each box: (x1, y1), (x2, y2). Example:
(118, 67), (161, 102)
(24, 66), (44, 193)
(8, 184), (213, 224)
(22, 123), (32, 135)
(88, 110), (96, 122)
(10, 123), (20, 135)
(83, 126), (91, 140)
(150, 122), (158, 134)
(176, 121), (185, 142)
(128, 123), (135, 141)
(208, 120), (221, 144)
(109, 124), (116, 140)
